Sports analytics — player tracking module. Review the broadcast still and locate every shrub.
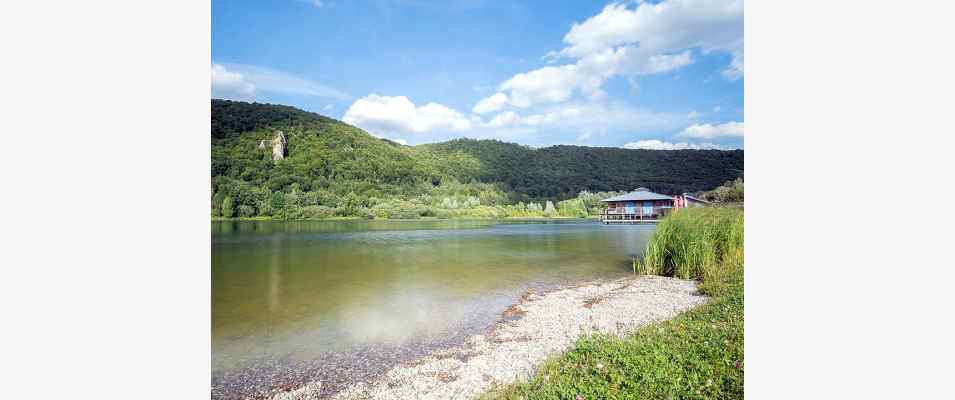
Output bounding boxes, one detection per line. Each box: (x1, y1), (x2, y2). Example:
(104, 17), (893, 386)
(370, 200), (426, 219)
(238, 205), (255, 218)
(357, 207), (376, 219)
(338, 191), (364, 215)
(543, 201), (556, 217)
(701, 178), (744, 203)
(270, 192), (285, 210)
(221, 196), (235, 218)
(255, 197), (272, 216)
(212, 192), (224, 216)
(300, 205), (335, 219)
(557, 197), (588, 218)
(440, 197), (458, 209)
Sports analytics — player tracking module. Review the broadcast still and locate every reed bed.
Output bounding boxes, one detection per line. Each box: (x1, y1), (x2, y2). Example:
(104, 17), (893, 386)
(638, 207), (743, 282)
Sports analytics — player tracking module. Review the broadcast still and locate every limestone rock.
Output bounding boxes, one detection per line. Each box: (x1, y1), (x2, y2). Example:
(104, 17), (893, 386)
(271, 131), (287, 161)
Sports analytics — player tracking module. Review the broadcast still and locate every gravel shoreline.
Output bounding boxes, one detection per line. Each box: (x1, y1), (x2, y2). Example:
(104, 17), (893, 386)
(268, 275), (707, 400)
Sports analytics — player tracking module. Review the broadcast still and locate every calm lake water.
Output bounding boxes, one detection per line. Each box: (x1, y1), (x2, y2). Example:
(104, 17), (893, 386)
(212, 219), (655, 398)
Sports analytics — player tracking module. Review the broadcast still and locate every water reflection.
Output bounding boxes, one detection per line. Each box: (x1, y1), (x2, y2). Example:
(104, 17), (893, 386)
(268, 234), (282, 312)
(212, 220), (655, 376)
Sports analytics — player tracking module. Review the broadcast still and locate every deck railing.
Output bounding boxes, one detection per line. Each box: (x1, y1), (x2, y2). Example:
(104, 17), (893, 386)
(600, 206), (673, 220)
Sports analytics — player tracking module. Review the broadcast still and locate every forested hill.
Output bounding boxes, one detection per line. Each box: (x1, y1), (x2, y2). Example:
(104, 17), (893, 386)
(420, 139), (742, 198)
(211, 99), (742, 219)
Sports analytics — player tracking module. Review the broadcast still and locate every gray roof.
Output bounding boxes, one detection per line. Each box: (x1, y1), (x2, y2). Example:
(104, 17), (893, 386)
(683, 194), (711, 204)
(601, 188), (673, 202)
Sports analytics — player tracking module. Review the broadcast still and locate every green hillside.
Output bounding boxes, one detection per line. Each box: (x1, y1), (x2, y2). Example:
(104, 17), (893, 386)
(421, 139), (743, 198)
(211, 99), (743, 219)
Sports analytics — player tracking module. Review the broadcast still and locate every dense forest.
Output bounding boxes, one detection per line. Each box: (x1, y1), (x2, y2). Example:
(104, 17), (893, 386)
(211, 99), (743, 219)
(421, 139), (743, 198)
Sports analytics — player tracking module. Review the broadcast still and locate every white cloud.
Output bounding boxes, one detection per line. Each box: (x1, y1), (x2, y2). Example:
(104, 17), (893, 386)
(687, 110), (699, 119)
(472, 102), (682, 135)
(722, 50), (744, 80)
(623, 140), (728, 150)
(452, 102), (686, 147)
(476, 0), (743, 110)
(323, 104), (333, 111)
(346, 93), (689, 144)
(642, 51), (694, 74)
(342, 94), (471, 135)
(211, 64), (255, 101)
(521, 107), (583, 126)
(679, 121), (744, 139)
(472, 92), (509, 114)
(496, 46), (647, 108)
(216, 62), (349, 100)
(557, 1), (742, 59)
(486, 111), (522, 128)
(392, 138), (408, 145)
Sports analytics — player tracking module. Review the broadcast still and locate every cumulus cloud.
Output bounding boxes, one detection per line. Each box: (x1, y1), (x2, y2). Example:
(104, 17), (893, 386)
(557, 1), (742, 59)
(440, 102), (685, 147)
(345, 92), (690, 144)
(486, 111), (522, 128)
(211, 64), (255, 101)
(474, 0), (742, 110)
(497, 65), (584, 108)
(472, 92), (509, 114)
(342, 94), (471, 135)
(679, 121), (744, 139)
(623, 140), (728, 150)
(642, 51), (694, 74)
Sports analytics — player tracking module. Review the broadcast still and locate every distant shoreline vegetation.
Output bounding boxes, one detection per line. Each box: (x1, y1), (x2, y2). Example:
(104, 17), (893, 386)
(211, 100), (743, 220)
(212, 190), (619, 220)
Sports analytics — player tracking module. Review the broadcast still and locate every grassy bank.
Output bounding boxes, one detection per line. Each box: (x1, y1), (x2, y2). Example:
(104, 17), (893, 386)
(483, 207), (744, 400)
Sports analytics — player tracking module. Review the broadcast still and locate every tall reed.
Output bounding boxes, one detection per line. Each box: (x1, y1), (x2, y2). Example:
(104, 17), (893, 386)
(641, 207), (743, 280)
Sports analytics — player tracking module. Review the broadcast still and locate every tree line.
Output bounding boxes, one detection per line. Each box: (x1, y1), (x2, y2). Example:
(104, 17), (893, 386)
(211, 99), (743, 220)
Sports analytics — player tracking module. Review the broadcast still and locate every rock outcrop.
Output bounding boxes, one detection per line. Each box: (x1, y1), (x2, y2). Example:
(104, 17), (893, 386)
(257, 131), (288, 160)
(271, 131), (287, 161)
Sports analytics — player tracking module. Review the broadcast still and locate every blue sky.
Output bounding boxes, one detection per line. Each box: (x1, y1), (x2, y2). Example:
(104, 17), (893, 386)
(212, 0), (743, 149)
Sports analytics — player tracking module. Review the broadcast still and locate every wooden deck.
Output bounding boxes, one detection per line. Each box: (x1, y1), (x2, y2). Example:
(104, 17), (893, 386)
(598, 206), (672, 224)
(600, 217), (661, 224)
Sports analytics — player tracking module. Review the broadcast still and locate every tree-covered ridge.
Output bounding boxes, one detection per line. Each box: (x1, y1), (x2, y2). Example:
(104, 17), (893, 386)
(421, 139), (743, 199)
(210, 99), (743, 219)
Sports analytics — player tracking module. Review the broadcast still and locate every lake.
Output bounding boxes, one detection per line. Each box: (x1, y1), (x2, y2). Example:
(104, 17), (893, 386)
(212, 219), (656, 399)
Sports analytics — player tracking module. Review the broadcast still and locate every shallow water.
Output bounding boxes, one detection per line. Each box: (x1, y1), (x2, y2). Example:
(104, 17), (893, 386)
(212, 219), (655, 398)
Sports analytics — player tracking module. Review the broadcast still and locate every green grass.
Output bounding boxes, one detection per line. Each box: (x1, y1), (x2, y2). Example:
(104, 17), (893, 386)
(641, 207), (743, 281)
(483, 208), (744, 400)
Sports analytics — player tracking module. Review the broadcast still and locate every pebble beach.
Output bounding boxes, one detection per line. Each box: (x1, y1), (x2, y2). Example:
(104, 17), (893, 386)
(267, 275), (707, 400)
